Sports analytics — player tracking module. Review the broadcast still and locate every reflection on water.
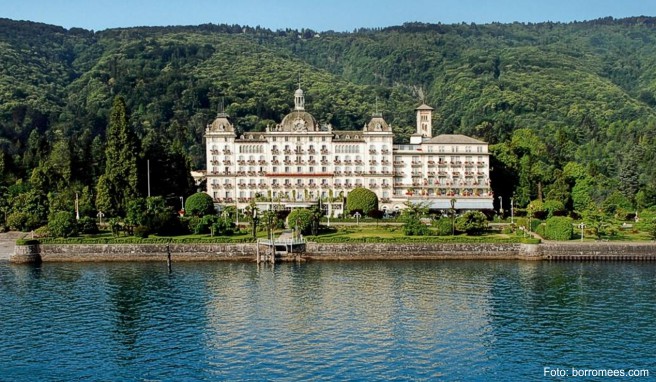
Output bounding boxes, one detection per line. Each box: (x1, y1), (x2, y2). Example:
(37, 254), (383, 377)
(1, 260), (655, 381)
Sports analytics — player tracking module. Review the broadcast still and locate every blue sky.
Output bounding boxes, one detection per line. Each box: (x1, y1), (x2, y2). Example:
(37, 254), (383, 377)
(2, 0), (656, 31)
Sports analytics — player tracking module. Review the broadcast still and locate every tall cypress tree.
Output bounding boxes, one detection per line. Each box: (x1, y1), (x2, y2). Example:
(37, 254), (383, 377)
(96, 96), (139, 217)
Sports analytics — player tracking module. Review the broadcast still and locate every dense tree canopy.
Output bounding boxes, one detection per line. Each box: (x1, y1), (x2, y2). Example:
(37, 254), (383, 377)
(3, 17), (656, 230)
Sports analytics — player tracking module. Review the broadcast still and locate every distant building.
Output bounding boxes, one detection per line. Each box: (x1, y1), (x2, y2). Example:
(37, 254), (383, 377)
(204, 86), (493, 215)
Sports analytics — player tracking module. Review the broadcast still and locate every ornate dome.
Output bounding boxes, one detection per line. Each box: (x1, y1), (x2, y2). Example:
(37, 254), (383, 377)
(276, 110), (320, 132)
(364, 114), (391, 132)
(207, 112), (234, 133)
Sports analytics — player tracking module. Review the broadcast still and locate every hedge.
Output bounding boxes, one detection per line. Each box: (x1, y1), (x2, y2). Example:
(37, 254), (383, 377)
(544, 216), (574, 240)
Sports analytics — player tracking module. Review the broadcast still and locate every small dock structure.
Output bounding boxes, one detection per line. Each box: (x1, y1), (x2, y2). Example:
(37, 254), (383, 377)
(256, 230), (306, 263)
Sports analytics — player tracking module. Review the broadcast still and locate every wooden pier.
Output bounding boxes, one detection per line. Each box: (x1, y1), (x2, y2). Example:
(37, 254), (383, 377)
(256, 230), (306, 264)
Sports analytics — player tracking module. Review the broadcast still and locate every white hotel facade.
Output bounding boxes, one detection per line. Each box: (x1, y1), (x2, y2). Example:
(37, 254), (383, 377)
(205, 87), (493, 215)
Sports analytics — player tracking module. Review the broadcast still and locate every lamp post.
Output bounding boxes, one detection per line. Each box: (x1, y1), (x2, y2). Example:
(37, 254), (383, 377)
(75, 192), (80, 220)
(251, 208), (258, 239)
(510, 197), (514, 224)
(498, 195), (503, 219)
(579, 222), (586, 242)
(180, 196), (184, 212)
(450, 198), (456, 236)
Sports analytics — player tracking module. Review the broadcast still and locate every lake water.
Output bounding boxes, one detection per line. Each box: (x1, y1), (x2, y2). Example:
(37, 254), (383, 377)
(1, 260), (655, 381)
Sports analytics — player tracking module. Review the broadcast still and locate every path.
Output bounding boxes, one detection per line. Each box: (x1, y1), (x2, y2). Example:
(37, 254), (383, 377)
(0, 232), (24, 261)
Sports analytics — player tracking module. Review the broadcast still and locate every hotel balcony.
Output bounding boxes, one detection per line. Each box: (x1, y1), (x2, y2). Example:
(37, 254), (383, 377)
(381, 197), (391, 203)
(222, 149), (232, 155)
(438, 162), (448, 167)
(294, 149), (305, 155)
(381, 149), (390, 154)
(308, 148), (317, 154)
(321, 160), (329, 165)
(477, 162), (486, 167)
(223, 160), (232, 165)
(369, 149), (377, 154)
(210, 149), (219, 155)
(321, 149), (329, 154)
(271, 149), (280, 155)
(248, 160), (257, 165)
(381, 184), (391, 189)
(411, 161), (422, 167)
(334, 159), (342, 164)
(224, 184), (233, 189)
(334, 171), (342, 176)
(427, 161), (436, 167)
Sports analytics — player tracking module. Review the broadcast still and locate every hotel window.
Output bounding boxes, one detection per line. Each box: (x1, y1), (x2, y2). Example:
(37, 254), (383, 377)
(309, 167), (314, 173)
(322, 166), (327, 172)
(439, 146), (445, 153)
(477, 146), (483, 153)
(465, 146), (472, 153)
(297, 167), (302, 173)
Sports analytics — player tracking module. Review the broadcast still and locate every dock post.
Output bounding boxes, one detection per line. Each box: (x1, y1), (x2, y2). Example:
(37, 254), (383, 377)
(256, 240), (260, 264)
(166, 243), (172, 273)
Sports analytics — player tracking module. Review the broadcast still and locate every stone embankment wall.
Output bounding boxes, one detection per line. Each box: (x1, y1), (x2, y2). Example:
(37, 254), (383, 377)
(9, 241), (656, 263)
(537, 242), (656, 260)
(304, 243), (528, 260)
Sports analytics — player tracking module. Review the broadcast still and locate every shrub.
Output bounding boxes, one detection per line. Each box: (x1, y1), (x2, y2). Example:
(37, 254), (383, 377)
(455, 211), (488, 236)
(78, 216), (99, 234)
(544, 216), (574, 240)
(287, 208), (314, 234)
(346, 187), (378, 215)
(34, 225), (50, 238)
(403, 215), (431, 236)
(48, 211), (79, 238)
(527, 200), (547, 219)
(7, 211), (41, 232)
(543, 200), (566, 218)
(133, 225), (150, 238)
(432, 218), (453, 236)
(184, 192), (216, 217)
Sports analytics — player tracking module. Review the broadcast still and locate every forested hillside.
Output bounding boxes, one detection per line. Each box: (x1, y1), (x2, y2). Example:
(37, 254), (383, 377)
(2, 16), (656, 229)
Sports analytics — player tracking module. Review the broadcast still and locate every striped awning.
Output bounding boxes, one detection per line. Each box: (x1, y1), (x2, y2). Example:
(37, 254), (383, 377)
(410, 198), (494, 210)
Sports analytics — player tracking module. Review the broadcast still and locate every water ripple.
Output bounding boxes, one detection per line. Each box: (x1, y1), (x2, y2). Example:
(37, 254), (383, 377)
(1, 261), (656, 381)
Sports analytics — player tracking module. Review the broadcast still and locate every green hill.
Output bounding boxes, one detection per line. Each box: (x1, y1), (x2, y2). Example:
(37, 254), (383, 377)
(2, 16), (656, 225)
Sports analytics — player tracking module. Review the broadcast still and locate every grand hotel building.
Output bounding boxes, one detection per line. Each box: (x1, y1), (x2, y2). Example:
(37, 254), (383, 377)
(205, 87), (493, 215)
